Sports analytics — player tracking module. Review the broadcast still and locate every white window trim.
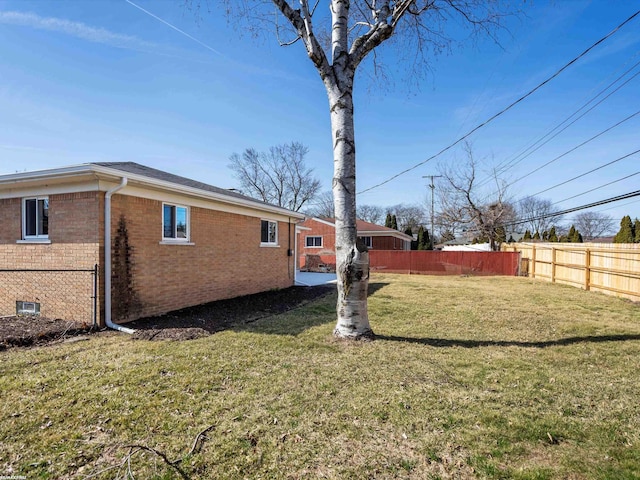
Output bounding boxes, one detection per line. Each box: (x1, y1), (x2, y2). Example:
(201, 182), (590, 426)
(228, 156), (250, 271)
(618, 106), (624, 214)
(22, 196), (49, 240)
(260, 219), (279, 247)
(162, 202), (190, 242)
(360, 236), (372, 248)
(305, 236), (323, 248)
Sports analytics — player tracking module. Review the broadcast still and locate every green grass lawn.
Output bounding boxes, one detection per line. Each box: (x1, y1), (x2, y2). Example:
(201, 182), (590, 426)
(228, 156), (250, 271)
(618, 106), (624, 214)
(1, 274), (639, 479)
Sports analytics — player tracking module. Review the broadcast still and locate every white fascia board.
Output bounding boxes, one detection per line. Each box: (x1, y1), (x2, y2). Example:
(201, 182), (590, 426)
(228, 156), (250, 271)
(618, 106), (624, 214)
(309, 217), (337, 228)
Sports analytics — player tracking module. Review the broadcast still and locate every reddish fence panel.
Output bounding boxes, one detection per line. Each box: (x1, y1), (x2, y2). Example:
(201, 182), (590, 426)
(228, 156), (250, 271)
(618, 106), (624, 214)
(369, 251), (521, 276)
(300, 251), (520, 276)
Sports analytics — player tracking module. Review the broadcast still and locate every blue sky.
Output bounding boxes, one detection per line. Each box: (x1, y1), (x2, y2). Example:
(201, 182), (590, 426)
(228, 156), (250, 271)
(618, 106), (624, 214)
(0, 0), (638, 229)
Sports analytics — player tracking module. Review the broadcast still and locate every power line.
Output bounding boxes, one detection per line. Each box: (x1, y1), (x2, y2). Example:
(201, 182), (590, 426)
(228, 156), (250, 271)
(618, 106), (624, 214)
(502, 109), (640, 189)
(357, 9), (640, 196)
(554, 170), (640, 205)
(475, 60), (640, 189)
(505, 189), (640, 228)
(530, 148), (640, 197)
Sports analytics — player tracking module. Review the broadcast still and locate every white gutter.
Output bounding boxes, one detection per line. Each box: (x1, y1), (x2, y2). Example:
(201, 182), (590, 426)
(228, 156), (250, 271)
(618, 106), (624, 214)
(104, 177), (135, 334)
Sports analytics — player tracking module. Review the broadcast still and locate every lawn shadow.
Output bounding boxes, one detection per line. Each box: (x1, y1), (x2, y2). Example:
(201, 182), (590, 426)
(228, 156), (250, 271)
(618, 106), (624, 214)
(233, 281), (390, 336)
(128, 282), (392, 341)
(376, 333), (640, 349)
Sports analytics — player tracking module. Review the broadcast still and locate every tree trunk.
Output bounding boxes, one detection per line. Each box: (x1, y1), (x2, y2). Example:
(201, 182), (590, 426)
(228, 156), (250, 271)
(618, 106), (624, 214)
(328, 85), (374, 340)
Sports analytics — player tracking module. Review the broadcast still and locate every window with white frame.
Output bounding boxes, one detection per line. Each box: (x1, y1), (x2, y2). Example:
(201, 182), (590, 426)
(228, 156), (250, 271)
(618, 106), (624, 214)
(359, 236), (372, 248)
(260, 220), (278, 245)
(23, 197), (49, 239)
(305, 236), (322, 247)
(163, 203), (189, 241)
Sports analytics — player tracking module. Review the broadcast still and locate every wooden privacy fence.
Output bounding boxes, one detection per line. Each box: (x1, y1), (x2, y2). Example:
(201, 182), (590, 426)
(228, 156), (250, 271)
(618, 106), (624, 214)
(504, 242), (640, 302)
(300, 251), (521, 276)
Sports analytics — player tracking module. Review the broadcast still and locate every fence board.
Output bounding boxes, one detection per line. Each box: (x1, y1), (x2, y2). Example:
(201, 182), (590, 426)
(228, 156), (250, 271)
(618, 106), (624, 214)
(504, 243), (640, 302)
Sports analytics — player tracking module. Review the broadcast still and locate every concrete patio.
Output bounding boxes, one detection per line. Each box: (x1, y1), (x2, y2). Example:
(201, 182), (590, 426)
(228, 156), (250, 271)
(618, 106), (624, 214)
(295, 271), (337, 286)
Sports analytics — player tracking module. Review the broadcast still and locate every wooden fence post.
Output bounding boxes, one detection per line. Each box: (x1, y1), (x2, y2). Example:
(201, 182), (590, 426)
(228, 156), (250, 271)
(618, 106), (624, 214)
(584, 248), (591, 291)
(551, 247), (556, 283)
(531, 244), (536, 278)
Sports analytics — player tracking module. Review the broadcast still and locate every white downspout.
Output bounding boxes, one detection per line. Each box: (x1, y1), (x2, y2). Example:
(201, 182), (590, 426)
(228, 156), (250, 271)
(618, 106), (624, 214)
(104, 177), (135, 334)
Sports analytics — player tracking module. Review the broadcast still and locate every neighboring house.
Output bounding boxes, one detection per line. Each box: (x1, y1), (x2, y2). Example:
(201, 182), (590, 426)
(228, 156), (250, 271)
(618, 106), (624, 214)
(0, 162), (304, 328)
(297, 217), (412, 269)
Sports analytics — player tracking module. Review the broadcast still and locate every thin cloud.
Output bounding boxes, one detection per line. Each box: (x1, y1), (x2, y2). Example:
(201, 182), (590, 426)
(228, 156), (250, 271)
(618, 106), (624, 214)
(0, 10), (157, 50)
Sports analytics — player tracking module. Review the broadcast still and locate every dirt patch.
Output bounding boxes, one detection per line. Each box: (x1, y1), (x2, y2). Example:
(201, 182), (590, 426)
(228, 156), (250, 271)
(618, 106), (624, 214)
(129, 285), (334, 341)
(0, 316), (92, 350)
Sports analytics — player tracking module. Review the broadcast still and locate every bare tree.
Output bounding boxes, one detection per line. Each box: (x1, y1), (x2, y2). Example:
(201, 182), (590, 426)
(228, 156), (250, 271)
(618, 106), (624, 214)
(208, 0), (513, 339)
(229, 142), (321, 212)
(306, 190), (335, 218)
(438, 142), (515, 250)
(516, 196), (564, 235)
(357, 204), (384, 224)
(572, 211), (615, 241)
(387, 204), (426, 232)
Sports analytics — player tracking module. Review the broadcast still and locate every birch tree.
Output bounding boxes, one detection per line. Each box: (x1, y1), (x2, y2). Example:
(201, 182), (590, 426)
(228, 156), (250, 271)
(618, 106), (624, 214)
(207, 0), (511, 339)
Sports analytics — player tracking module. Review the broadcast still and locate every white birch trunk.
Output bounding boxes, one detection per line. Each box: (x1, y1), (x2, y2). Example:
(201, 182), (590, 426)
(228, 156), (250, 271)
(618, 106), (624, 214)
(328, 87), (373, 339)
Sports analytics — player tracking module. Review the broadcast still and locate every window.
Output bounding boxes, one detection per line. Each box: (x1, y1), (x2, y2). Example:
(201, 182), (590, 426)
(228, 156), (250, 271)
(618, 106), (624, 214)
(23, 197), (49, 239)
(306, 236), (322, 247)
(261, 220), (278, 245)
(359, 236), (372, 248)
(163, 203), (189, 240)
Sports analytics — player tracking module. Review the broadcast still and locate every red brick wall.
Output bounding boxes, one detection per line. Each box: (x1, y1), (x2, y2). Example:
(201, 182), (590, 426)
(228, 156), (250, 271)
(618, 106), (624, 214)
(298, 219), (337, 263)
(109, 194), (297, 322)
(297, 218), (408, 264)
(0, 194), (101, 322)
(0, 191), (298, 324)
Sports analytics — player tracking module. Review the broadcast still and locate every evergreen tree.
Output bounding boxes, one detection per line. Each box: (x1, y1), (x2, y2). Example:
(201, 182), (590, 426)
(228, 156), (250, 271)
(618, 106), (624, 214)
(532, 231), (540, 240)
(523, 230), (532, 241)
(417, 226), (426, 250)
(566, 225), (583, 243)
(508, 235), (515, 243)
(423, 228), (432, 250)
(542, 230), (548, 241)
(613, 215), (634, 243)
(548, 226), (558, 242)
(384, 213), (392, 228)
(391, 214), (398, 230)
(634, 218), (640, 243)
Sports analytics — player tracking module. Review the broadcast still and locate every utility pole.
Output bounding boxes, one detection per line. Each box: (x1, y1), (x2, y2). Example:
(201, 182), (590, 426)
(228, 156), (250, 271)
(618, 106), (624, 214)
(422, 175), (442, 249)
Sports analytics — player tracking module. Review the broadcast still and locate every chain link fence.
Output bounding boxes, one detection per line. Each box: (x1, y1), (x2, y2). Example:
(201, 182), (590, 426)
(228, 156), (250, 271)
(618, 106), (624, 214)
(0, 265), (98, 325)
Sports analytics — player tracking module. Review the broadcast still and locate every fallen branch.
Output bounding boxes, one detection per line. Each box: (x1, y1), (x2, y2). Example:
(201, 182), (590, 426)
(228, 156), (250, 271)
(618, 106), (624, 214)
(123, 444), (189, 480)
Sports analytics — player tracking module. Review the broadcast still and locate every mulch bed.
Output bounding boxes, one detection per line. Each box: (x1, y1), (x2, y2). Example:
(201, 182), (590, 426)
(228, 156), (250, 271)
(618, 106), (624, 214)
(0, 285), (335, 348)
(0, 316), (92, 350)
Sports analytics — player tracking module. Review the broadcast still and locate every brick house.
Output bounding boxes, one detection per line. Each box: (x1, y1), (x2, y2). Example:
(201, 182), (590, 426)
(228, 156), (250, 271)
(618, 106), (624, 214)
(0, 162), (304, 330)
(297, 217), (412, 271)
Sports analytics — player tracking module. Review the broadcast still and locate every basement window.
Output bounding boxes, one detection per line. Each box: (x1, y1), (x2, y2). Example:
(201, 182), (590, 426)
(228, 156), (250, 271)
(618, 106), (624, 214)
(16, 301), (40, 316)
